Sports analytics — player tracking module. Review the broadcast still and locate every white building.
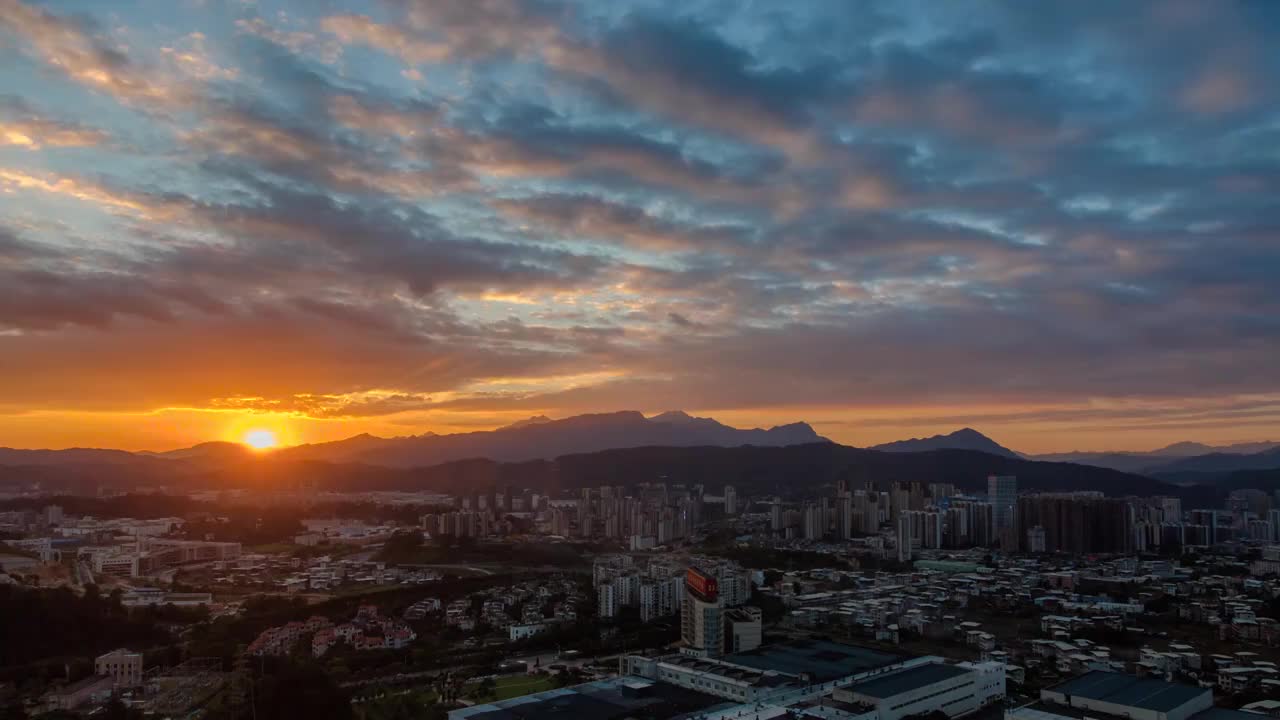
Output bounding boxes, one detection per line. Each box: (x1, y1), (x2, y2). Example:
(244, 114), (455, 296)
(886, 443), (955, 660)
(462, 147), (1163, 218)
(836, 660), (1005, 720)
(727, 607), (762, 653)
(598, 583), (618, 619)
(95, 648), (143, 688)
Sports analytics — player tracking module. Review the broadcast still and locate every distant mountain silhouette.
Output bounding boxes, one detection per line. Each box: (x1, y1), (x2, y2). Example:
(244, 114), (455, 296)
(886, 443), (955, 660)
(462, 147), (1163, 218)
(141, 441), (256, 462)
(1145, 446), (1280, 475)
(0, 441), (1177, 501)
(0, 411), (824, 471)
(1034, 439), (1280, 472)
(1030, 452), (1165, 474)
(500, 415), (553, 430)
(1149, 440), (1279, 457)
(0, 447), (148, 466)
(272, 410), (827, 467)
(871, 428), (1020, 458)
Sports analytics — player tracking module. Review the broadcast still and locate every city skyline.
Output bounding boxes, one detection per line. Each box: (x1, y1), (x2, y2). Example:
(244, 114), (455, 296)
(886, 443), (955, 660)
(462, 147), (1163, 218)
(2, 0), (1279, 453)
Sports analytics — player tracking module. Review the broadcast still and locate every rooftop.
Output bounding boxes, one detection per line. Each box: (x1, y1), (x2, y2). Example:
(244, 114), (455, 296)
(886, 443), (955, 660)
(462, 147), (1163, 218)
(723, 639), (903, 683)
(1047, 671), (1209, 713)
(449, 677), (726, 720)
(1015, 702), (1258, 720)
(845, 663), (970, 699)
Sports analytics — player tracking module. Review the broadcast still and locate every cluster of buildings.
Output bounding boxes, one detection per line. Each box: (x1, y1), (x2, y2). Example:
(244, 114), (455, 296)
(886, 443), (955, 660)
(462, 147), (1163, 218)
(748, 546), (1280, 697)
(592, 553), (752, 622)
(456, 638), (1006, 720)
(430, 576), (583, 642)
(0, 505), (241, 579)
(422, 482), (724, 548)
(745, 476), (1280, 563)
(197, 551), (439, 594)
(80, 537), (242, 578)
(246, 605), (416, 657)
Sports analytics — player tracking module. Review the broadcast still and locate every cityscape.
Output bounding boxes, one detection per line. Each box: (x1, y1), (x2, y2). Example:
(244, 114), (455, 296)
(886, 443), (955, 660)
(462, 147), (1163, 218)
(2, 1), (1280, 720)
(4, 424), (1280, 719)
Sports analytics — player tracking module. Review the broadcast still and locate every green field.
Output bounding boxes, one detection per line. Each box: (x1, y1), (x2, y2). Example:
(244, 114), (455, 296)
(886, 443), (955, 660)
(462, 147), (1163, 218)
(465, 674), (557, 701)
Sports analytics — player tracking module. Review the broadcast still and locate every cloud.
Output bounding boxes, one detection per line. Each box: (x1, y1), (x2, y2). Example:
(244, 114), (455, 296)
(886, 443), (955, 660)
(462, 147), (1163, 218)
(494, 193), (752, 254)
(0, 169), (158, 216)
(0, 0), (1278, 449)
(0, 97), (108, 149)
(0, 0), (192, 106)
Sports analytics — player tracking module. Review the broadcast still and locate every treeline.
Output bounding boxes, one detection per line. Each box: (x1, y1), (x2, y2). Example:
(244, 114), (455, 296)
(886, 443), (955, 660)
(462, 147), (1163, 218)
(0, 494), (448, 527)
(0, 493), (198, 518)
(0, 586), (175, 670)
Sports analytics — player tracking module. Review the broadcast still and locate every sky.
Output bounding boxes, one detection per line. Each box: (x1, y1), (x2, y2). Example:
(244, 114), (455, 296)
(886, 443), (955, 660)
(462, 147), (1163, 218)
(1, 0), (1278, 454)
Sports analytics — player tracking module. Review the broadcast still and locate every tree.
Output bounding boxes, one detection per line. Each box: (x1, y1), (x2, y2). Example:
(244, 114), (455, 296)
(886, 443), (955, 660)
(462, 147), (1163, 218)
(252, 659), (354, 720)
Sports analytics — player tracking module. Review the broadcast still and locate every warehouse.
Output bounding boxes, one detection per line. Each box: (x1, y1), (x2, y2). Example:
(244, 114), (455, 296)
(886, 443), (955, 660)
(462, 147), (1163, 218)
(834, 661), (1005, 720)
(1039, 671), (1212, 720)
(1010, 672), (1227, 720)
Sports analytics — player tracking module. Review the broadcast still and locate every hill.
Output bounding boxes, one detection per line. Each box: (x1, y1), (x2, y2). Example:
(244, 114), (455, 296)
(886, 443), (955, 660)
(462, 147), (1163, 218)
(870, 428), (1020, 458)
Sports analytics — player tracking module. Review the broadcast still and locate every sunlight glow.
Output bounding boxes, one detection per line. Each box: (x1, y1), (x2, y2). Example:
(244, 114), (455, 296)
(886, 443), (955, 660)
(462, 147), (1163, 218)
(242, 429), (279, 450)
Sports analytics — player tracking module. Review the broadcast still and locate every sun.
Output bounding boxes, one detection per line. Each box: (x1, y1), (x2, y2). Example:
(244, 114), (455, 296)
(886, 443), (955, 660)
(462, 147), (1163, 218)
(242, 429), (279, 451)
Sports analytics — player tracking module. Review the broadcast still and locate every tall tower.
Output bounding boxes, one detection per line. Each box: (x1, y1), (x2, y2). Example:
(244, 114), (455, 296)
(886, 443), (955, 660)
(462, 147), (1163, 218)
(680, 567), (724, 657)
(987, 475), (1017, 536)
(896, 513), (913, 562)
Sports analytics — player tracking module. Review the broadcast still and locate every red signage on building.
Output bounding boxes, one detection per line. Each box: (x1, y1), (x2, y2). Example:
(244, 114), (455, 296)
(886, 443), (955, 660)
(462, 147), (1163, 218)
(686, 567), (718, 602)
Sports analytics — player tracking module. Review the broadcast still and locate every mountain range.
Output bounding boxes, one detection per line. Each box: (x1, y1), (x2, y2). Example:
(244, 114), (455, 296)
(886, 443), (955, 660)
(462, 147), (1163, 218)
(0, 412), (1276, 497)
(1032, 442), (1280, 475)
(272, 410), (825, 467)
(0, 411), (826, 470)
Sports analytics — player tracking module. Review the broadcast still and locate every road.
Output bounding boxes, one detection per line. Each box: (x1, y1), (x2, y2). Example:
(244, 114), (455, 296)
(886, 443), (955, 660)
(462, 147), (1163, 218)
(340, 650), (616, 689)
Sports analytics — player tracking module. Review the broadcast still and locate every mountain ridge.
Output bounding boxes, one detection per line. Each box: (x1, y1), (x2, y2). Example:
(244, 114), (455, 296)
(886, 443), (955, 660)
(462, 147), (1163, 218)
(0, 442), (1183, 502)
(0, 410), (827, 469)
(869, 428), (1020, 458)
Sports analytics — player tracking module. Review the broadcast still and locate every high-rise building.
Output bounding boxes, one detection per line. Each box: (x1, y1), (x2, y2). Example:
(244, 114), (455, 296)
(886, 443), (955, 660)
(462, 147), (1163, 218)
(902, 510), (943, 551)
(723, 485), (737, 516)
(988, 475), (1018, 536)
(896, 513), (913, 562)
(1227, 489), (1271, 518)
(891, 481), (925, 517)
(1269, 509), (1280, 543)
(802, 503), (824, 540)
(860, 493), (880, 533)
(944, 506), (969, 547)
(598, 583), (618, 618)
(1026, 525), (1047, 553)
(836, 495), (853, 539)
(681, 568), (724, 657)
(1157, 497), (1183, 523)
(770, 501), (784, 533)
(1017, 493), (1134, 554)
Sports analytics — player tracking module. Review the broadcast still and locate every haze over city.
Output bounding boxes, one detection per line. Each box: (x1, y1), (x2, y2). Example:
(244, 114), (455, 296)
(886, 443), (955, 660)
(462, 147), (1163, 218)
(1, 0), (1277, 454)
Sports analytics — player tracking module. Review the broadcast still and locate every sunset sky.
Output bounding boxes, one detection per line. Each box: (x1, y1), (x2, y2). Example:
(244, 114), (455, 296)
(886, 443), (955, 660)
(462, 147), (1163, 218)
(1, 0), (1278, 454)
